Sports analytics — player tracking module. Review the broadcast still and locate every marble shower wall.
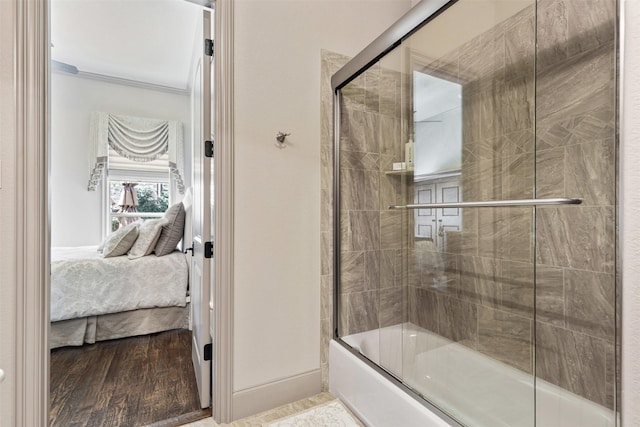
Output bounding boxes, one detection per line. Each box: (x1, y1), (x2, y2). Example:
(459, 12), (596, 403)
(320, 50), (348, 391)
(338, 62), (408, 338)
(407, 4), (538, 378)
(406, 0), (617, 410)
(534, 0), (617, 410)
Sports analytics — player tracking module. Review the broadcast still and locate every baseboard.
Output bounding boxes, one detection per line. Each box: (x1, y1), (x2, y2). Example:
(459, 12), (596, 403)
(145, 408), (212, 427)
(232, 369), (322, 420)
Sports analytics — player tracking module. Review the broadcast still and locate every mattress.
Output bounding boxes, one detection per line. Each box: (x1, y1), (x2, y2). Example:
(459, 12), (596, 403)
(51, 245), (189, 322)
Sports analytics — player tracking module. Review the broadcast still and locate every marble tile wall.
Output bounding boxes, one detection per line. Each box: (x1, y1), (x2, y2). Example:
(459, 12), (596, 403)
(320, 50), (349, 391)
(337, 60), (408, 340)
(406, 0), (617, 410)
(534, 0), (617, 410)
(407, 4), (538, 378)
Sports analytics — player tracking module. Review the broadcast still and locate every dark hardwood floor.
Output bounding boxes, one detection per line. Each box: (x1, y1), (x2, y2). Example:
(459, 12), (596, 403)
(50, 329), (211, 427)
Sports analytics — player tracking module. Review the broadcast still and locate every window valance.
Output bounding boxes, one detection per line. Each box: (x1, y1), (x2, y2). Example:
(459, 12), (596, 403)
(88, 112), (185, 193)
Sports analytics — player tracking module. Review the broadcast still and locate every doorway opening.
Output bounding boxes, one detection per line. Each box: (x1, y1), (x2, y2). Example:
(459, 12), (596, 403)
(49, 0), (214, 424)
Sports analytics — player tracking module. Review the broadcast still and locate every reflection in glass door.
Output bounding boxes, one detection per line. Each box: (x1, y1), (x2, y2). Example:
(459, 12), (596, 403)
(414, 176), (462, 249)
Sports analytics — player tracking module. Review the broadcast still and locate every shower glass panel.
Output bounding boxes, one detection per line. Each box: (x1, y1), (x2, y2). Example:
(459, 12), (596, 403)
(335, 0), (618, 425)
(402, 1), (537, 425)
(337, 0), (535, 425)
(338, 45), (410, 379)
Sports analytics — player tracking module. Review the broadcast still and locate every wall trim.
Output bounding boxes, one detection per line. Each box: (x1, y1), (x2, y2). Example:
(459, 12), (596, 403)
(232, 370), (322, 420)
(213, 0), (235, 423)
(14, 0), (50, 425)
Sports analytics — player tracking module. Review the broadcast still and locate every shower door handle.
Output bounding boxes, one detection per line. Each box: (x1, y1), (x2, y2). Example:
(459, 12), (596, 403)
(388, 197), (582, 210)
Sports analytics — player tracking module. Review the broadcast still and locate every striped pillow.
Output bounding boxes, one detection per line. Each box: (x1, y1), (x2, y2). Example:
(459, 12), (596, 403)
(154, 202), (185, 256)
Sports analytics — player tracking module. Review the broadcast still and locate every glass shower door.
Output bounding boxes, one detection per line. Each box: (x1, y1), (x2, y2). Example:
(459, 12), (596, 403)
(399, 1), (536, 425)
(336, 0), (538, 425)
(335, 0), (617, 425)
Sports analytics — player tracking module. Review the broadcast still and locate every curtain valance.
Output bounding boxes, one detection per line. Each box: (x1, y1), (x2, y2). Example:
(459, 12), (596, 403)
(88, 112), (185, 193)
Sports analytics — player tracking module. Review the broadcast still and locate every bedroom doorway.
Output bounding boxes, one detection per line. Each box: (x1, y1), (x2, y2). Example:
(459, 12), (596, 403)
(48, 0), (215, 425)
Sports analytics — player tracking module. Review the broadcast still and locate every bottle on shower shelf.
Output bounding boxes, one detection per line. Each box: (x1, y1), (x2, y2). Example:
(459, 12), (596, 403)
(405, 138), (414, 169)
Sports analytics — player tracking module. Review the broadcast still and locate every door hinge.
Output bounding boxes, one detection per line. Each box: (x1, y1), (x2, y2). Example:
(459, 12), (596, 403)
(184, 245), (194, 256)
(204, 241), (214, 259)
(204, 343), (212, 361)
(205, 39), (214, 57)
(205, 140), (214, 158)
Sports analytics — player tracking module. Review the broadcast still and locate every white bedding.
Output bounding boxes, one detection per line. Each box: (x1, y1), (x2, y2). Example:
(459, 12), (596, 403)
(51, 245), (189, 322)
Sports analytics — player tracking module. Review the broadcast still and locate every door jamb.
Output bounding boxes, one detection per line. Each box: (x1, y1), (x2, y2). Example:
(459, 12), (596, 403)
(212, 0), (234, 422)
(13, 0), (50, 425)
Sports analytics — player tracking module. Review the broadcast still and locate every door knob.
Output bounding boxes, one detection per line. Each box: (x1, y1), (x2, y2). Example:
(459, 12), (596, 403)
(0, 369), (5, 383)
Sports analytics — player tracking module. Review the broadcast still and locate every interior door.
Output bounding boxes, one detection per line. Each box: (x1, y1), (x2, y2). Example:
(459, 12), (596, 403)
(191, 8), (213, 409)
(435, 177), (461, 249)
(414, 182), (437, 241)
(414, 176), (461, 249)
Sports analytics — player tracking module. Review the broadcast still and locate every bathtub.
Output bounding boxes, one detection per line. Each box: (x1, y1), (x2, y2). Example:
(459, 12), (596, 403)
(330, 323), (616, 427)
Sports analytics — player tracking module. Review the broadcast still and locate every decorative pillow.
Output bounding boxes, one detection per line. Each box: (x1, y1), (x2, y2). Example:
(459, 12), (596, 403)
(127, 218), (167, 260)
(155, 202), (186, 256)
(102, 222), (140, 258)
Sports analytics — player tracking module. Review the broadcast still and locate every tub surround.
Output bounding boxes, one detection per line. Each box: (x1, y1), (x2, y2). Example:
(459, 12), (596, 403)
(534, 0), (617, 409)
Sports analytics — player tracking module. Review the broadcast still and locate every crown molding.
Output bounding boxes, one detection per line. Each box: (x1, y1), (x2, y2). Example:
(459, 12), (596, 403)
(52, 68), (190, 96)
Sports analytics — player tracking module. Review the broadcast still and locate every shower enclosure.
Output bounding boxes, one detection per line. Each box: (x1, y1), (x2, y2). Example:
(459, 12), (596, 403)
(331, 0), (618, 425)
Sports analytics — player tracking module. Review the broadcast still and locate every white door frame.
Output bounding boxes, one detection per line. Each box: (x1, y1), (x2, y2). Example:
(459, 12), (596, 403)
(8, 0), (235, 424)
(212, 0), (235, 422)
(6, 0), (50, 425)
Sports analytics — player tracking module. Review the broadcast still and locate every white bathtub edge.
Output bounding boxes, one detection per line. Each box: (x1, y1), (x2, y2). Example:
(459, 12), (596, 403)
(329, 339), (452, 427)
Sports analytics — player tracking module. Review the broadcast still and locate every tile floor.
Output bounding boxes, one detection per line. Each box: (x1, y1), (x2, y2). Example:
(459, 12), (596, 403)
(180, 392), (363, 427)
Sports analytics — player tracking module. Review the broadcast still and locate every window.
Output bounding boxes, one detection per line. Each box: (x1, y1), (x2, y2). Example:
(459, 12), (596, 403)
(106, 148), (171, 234)
(87, 112), (186, 236)
(109, 180), (170, 232)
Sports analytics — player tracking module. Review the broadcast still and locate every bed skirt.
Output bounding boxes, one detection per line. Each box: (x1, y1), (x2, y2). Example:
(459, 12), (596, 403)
(50, 305), (190, 349)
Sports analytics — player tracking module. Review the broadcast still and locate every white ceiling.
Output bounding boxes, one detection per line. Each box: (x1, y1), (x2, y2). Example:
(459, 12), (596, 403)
(51, 0), (203, 90)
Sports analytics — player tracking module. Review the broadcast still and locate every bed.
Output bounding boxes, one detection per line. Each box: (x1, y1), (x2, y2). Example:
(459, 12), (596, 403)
(50, 199), (193, 349)
(50, 246), (189, 348)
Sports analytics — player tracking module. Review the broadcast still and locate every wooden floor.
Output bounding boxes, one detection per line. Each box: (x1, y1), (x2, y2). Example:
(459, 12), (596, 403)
(50, 329), (211, 427)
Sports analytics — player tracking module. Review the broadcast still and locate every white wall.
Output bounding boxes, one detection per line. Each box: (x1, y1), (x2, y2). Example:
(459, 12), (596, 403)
(621, 1), (640, 425)
(232, 0), (411, 396)
(50, 73), (191, 247)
